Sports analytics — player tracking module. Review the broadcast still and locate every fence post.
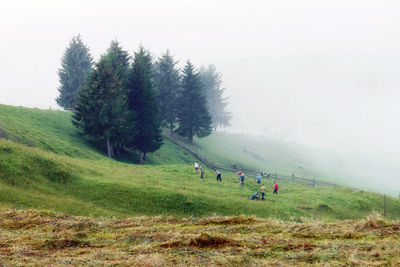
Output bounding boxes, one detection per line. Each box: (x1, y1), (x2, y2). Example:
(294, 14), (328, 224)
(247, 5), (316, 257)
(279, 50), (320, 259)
(384, 195), (387, 218)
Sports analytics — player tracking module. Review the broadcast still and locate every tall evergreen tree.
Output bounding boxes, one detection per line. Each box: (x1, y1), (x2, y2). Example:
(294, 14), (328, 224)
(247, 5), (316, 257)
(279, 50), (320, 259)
(153, 50), (180, 135)
(176, 61), (212, 143)
(127, 46), (162, 163)
(199, 65), (232, 130)
(105, 41), (134, 156)
(73, 46), (130, 158)
(107, 40), (131, 82)
(57, 35), (93, 109)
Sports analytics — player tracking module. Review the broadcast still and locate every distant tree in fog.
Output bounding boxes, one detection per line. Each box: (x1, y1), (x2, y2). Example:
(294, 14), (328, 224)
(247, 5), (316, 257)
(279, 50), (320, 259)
(199, 65), (232, 130)
(176, 61), (212, 143)
(56, 35), (93, 110)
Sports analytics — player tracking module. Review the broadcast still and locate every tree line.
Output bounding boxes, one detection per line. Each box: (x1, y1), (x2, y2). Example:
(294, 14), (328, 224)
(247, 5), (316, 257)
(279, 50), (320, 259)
(56, 35), (231, 162)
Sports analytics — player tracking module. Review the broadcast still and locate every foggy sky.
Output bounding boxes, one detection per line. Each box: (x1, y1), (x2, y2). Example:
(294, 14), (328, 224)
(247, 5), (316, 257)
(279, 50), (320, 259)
(1, 0), (400, 159)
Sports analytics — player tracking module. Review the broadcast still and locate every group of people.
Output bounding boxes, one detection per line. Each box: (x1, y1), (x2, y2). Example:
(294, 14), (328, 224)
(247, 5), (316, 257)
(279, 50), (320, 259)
(194, 161), (279, 199)
(258, 181), (279, 200)
(194, 161), (221, 181)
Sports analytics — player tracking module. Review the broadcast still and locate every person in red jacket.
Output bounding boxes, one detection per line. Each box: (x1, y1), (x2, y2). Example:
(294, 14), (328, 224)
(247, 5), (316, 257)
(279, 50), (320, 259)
(273, 181), (278, 194)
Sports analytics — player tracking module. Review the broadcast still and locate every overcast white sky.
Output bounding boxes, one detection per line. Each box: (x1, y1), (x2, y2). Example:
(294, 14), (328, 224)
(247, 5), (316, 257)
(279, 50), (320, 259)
(1, 0), (400, 157)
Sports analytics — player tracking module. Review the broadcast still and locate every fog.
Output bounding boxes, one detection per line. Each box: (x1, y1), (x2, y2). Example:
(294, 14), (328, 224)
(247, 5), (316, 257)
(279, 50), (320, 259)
(1, 0), (399, 195)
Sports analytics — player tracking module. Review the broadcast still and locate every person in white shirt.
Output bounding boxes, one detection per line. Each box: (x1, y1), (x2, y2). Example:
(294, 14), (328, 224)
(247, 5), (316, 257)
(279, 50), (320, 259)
(215, 169), (222, 182)
(194, 161), (199, 173)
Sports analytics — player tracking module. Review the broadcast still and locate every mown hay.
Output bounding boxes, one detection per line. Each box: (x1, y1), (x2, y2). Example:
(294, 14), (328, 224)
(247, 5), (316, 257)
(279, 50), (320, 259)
(190, 233), (235, 247)
(196, 215), (257, 226)
(42, 238), (90, 249)
(158, 240), (184, 248)
(362, 213), (389, 229)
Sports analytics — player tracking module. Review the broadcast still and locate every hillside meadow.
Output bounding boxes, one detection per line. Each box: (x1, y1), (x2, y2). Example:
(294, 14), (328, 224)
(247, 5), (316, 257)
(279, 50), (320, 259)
(0, 104), (400, 221)
(1, 104), (400, 265)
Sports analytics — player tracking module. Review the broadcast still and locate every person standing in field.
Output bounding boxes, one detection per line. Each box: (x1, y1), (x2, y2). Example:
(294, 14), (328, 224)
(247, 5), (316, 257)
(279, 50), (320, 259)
(200, 165), (204, 179)
(237, 169), (243, 182)
(260, 184), (266, 200)
(273, 181), (278, 194)
(256, 173), (262, 184)
(215, 169), (222, 182)
(194, 161), (199, 173)
(240, 173), (245, 187)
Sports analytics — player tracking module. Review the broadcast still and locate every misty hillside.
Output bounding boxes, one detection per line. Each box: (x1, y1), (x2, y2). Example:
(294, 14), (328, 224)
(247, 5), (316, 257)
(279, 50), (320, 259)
(188, 133), (400, 197)
(0, 104), (322, 178)
(1, 104), (398, 197)
(1, 103), (399, 221)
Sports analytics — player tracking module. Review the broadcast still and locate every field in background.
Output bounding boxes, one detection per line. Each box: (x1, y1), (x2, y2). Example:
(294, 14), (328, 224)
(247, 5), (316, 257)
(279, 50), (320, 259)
(191, 132), (320, 178)
(1, 104), (399, 221)
(188, 131), (400, 197)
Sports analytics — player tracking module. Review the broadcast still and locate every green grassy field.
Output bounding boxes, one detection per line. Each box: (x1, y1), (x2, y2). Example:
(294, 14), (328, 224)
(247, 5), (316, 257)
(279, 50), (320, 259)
(0, 104), (399, 221)
(0, 104), (196, 164)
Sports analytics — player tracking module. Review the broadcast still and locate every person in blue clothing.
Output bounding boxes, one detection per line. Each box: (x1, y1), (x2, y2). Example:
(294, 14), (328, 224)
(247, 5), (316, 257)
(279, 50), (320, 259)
(240, 173), (245, 187)
(256, 173), (262, 184)
(200, 165), (204, 179)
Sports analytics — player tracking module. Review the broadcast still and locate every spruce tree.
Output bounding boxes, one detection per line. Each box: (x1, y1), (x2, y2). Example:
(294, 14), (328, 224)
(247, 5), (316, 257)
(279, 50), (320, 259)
(176, 61), (212, 143)
(199, 65), (232, 130)
(105, 41), (133, 156)
(153, 50), (180, 136)
(56, 35), (93, 109)
(127, 46), (162, 163)
(73, 47), (129, 158)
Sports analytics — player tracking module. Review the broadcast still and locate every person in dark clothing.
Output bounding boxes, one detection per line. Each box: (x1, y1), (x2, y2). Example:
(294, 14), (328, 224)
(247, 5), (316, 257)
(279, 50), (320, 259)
(200, 165), (204, 179)
(260, 184), (266, 200)
(240, 174), (245, 187)
(215, 169), (222, 182)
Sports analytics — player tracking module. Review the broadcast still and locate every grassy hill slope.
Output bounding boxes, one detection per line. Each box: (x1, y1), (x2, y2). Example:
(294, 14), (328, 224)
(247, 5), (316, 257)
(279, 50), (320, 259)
(190, 132), (321, 178)
(0, 104), (399, 221)
(0, 104), (196, 164)
(189, 132), (400, 197)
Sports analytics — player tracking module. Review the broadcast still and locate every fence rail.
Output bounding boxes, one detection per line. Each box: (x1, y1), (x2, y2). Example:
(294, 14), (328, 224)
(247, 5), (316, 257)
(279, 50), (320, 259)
(162, 133), (352, 190)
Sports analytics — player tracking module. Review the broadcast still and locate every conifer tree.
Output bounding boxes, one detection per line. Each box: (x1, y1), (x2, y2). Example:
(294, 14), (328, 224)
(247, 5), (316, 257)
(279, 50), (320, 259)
(176, 61), (212, 143)
(73, 46), (129, 158)
(153, 50), (180, 136)
(107, 40), (131, 83)
(105, 41), (133, 156)
(127, 46), (162, 163)
(56, 35), (93, 109)
(199, 65), (232, 130)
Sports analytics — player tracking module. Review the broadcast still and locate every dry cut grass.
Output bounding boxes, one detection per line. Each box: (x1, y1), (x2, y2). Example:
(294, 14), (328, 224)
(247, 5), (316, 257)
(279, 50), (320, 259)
(0, 208), (399, 266)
